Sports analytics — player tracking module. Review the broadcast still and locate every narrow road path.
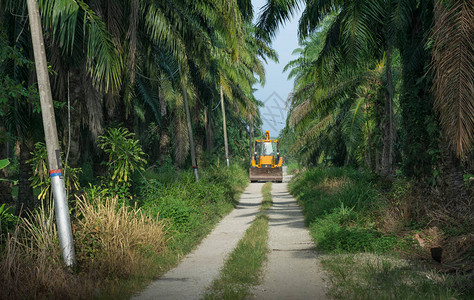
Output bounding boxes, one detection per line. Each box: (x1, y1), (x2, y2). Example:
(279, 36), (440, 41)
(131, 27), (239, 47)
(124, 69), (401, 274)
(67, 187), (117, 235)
(253, 173), (328, 299)
(132, 182), (264, 300)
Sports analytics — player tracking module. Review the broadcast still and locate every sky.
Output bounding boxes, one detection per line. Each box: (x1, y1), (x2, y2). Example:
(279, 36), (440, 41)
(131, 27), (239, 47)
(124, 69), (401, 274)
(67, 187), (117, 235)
(252, 0), (303, 136)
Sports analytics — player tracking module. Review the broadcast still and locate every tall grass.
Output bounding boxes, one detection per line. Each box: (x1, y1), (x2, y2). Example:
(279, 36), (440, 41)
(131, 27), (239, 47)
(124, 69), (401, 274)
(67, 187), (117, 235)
(74, 197), (167, 278)
(0, 197), (167, 299)
(1, 203), (93, 299)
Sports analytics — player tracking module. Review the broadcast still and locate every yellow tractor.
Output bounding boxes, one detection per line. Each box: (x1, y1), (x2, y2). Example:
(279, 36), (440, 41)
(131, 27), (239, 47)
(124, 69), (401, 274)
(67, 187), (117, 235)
(249, 131), (283, 182)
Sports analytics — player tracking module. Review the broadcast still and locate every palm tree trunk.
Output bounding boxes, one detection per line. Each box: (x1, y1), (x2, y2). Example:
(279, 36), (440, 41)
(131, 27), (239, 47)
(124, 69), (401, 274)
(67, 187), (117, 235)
(220, 85), (230, 167)
(158, 87), (171, 163)
(182, 81), (199, 181)
(249, 114), (254, 160)
(0, 127), (12, 204)
(441, 136), (468, 212)
(381, 41), (395, 177)
(204, 107), (214, 152)
(16, 140), (35, 214)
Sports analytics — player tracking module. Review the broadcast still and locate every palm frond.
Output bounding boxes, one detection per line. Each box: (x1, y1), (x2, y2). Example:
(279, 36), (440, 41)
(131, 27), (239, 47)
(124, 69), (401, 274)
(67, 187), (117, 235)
(256, 0), (300, 41)
(431, 0), (474, 157)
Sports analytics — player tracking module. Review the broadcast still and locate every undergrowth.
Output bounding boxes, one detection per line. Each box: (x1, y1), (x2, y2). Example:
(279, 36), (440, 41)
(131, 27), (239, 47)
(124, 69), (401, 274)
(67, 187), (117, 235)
(290, 167), (473, 299)
(0, 161), (248, 299)
(290, 168), (395, 254)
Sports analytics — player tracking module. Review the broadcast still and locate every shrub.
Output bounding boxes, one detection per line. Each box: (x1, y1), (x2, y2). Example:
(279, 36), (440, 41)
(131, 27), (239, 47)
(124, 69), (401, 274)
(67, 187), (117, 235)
(97, 127), (147, 203)
(0, 203), (17, 236)
(27, 142), (81, 201)
(291, 167), (396, 254)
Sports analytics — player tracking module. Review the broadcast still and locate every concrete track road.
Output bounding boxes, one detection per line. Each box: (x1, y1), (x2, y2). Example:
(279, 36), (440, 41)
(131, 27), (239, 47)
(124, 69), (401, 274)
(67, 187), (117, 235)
(252, 174), (328, 299)
(133, 169), (327, 299)
(132, 182), (264, 300)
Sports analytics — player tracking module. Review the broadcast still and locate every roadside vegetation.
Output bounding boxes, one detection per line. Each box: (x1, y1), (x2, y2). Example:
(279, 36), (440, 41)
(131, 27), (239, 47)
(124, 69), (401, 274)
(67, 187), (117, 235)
(1, 0), (263, 298)
(272, 1), (473, 298)
(0, 126), (249, 299)
(204, 181), (273, 299)
(290, 167), (474, 299)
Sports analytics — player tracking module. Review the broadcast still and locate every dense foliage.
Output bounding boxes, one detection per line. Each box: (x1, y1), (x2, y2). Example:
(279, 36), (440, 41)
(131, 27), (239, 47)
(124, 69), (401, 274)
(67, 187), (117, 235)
(0, 0), (274, 211)
(0, 160), (248, 299)
(269, 0), (472, 210)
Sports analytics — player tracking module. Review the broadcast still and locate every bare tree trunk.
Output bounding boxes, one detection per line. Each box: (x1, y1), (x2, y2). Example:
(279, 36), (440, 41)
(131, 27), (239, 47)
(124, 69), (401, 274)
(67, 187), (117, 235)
(220, 85), (229, 167)
(249, 114), (254, 160)
(204, 107), (214, 153)
(381, 41), (395, 177)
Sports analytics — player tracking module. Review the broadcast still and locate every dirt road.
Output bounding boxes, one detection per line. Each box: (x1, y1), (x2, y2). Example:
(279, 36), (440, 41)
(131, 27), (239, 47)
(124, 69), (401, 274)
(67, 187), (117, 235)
(132, 170), (327, 299)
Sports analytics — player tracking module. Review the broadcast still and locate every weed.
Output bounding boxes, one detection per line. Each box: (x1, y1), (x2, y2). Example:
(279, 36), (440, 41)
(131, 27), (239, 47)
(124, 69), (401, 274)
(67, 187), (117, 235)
(290, 167), (395, 254)
(261, 182), (272, 210)
(322, 253), (471, 299)
(203, 214), (269, 299)
(0, 202), (94, 300)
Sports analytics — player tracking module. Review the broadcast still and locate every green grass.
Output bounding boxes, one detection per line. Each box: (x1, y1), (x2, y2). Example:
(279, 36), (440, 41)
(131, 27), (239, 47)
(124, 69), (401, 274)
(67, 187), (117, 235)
(322, 253), (472, 300)
(286, 162), (299, 174)
(289, 167), (393, 254)
(260, 182), (272, 210)
(203, 214), (269, 300)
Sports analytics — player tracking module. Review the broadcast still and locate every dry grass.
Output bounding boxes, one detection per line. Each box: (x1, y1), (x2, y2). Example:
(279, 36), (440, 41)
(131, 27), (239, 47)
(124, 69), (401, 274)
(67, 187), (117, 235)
(0, 203), (94, 300)
(0, 197), (167, 299)
(74, 196), (167, 278)
(379, 184), (474, 273)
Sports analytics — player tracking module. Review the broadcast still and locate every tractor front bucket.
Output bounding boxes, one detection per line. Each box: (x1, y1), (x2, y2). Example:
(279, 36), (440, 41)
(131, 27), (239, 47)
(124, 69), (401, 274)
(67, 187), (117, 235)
(249, 167), (283, 183)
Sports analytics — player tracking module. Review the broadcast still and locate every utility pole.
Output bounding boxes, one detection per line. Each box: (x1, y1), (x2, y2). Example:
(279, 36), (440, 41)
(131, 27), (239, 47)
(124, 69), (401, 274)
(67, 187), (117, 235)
(249, 113), (254, 160)
(220, 85), (230, 167)
(182, 80), (199, 181)
(26, 0), (76, 267)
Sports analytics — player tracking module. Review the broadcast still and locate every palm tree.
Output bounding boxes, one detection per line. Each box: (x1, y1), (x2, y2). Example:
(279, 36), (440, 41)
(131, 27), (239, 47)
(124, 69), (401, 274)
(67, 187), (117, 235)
(259, 0), (400, 174)
(430, 0), (473, 203)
